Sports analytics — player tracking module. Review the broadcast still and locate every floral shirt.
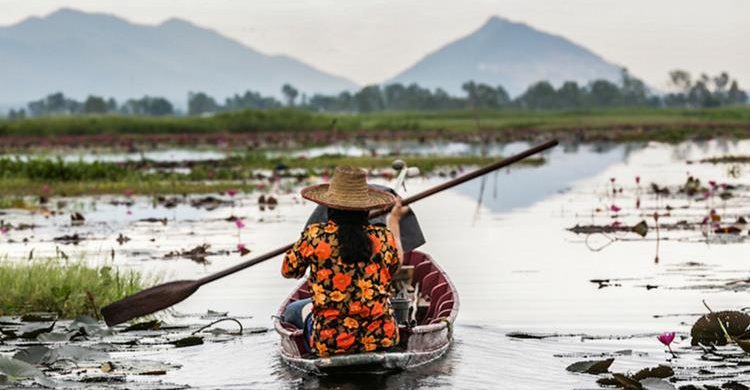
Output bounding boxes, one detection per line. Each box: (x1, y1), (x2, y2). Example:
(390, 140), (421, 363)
(282, 221), (401, 356)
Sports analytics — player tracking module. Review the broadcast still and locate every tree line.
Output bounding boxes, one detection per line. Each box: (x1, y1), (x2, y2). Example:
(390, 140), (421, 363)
(5, 69), (747, 119)
(7, 94), (175, 119)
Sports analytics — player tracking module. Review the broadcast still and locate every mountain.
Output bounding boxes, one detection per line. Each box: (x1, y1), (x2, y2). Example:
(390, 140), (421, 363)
(0, 8), (357, 107)
(390, 16), (623, 96)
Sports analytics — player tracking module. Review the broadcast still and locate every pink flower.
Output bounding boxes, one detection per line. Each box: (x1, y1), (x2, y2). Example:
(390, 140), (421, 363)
(235, 219), (245, 229)
(657, 332), (675, 346)
(709, 180), (717, 188)
(0, 226), (9, 234)
(237, 243), (246, 251)
(610, 204), (621, 213)
(227, 188), (238, 197)
(635, 176), (641, 184)
(611, 221), (621, 228)
(657, 331), (677, 357)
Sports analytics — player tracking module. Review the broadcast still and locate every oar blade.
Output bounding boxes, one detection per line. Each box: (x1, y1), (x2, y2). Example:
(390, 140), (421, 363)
(101, 280), (200, 326)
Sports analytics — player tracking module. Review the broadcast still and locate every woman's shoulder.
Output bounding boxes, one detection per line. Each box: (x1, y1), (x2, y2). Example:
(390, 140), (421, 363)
(366, 224), (391, 238)
(305, 222), (339, 238)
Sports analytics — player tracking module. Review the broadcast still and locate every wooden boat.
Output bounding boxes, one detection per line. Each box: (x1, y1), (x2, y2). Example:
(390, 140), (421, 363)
(274, 250), (459, 374)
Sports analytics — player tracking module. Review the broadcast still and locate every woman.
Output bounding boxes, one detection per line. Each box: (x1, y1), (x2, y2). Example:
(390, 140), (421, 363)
(281, 166), (409, 356)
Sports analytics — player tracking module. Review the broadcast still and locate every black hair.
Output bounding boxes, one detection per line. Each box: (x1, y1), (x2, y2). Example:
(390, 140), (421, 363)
(327, 208), (371, 264)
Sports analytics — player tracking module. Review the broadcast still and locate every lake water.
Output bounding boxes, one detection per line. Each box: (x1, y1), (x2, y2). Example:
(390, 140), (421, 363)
(3, 139), (750, 388)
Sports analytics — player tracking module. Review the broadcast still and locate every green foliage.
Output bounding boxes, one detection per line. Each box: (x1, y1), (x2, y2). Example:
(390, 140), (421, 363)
(0, 258), (149, 318)
(1, 106), (749, 140)
(0, 158), (133, 181)
(0, 153), (520, 197)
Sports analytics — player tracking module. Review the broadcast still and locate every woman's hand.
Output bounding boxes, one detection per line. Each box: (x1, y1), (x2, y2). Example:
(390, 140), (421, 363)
(388, 198), (410, 222)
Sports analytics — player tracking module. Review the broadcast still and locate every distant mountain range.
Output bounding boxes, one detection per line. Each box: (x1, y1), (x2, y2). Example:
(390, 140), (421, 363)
(390, 16), (623, 96)
(0, 9), (626, 108)
(0, 8), (357, 107)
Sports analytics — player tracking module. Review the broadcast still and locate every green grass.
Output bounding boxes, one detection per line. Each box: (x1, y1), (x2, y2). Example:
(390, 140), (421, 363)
(0, 258), (150, 318)
(0, 154), (531, 197)
(1, 107), (749, 140)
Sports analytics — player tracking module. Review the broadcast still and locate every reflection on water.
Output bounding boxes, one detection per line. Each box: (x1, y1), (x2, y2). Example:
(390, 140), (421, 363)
(4, 139), (750, 388)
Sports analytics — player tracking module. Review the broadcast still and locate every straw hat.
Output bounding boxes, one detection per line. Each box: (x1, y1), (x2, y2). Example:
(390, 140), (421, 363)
(301, 166), (396, 211)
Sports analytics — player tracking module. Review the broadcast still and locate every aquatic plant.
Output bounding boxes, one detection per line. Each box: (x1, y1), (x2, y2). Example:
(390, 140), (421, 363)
(657, 332), (676, 357)
(0, 258), (152, 318)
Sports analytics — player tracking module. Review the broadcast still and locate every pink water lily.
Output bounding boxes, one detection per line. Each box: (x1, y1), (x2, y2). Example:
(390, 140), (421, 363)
(658, 331), (677, 358)
(658, 332), (675, 346)
(610, 204), (621, 213)
(0, 225), (9, 234)
(235, 219), (245, 229)
(227, 188), (238, 197)
(709, 180), (717, 188)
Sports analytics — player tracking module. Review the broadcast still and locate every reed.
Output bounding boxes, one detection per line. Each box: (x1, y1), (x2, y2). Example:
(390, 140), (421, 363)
(0, 257), (152, 318)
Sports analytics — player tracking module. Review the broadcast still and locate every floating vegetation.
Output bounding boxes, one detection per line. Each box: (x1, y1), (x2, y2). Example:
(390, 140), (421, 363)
(163, 244), (228, 264)
(0, 310), (265, 389)
(564, 303), (750, 388)
(568, 174), (750, 255)
(0, 153), (532, 197)
(0, 258), (149, 318)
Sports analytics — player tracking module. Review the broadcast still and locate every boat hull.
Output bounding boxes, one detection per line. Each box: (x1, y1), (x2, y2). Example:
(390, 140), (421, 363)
(274, 251), (459, 375)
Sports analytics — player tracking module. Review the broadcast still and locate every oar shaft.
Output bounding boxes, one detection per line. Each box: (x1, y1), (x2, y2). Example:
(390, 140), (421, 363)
(101, 140), (558, 325)
(197, 139), (557, 286)
(371, 139), (558, 217)
(198, 244), (292, 285)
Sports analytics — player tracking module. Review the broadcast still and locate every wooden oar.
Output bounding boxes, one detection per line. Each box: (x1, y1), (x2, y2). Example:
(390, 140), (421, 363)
(101, 139), (559, 326)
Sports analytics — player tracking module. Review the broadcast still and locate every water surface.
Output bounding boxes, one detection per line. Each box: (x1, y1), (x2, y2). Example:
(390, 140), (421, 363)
(3, 140), (750, 388)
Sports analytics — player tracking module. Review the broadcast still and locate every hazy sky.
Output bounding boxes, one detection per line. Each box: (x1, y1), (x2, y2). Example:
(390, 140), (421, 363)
(2, 0), (749, 90)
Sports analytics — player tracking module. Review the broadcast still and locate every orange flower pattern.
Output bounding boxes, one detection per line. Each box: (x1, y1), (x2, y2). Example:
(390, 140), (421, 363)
(282, 221), (400, 356)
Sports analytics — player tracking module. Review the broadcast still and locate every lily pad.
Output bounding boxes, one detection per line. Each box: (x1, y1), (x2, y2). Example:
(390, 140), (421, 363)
(640, 378), (677, 390)
(45, 345), (109, 363)
(171, 336), (204, 348)
(632, 365), (674, 381)
(123, 320), (161, 332)
(566, 358), (614, 374)
(632, 220), (649, 237)
(18, 321), (55, 339)
(68, 315), (113, 336)
(612, 373), (641, 388)
(13, 345), (51, 364)
(37, 331), (81, 342)
(0, 356), (44, 380)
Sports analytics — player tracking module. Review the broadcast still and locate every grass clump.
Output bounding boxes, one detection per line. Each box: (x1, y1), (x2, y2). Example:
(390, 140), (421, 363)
(0, 258), (149, 318)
